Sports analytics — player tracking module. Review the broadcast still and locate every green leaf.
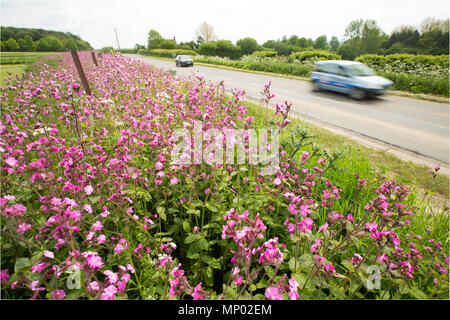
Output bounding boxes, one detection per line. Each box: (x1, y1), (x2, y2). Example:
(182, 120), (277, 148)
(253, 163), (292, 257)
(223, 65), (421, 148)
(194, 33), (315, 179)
(65, 289), (83, 300)
(184, 234), (200, 244)
(14, 257), (31, 273)
(205, 202), (219, 212)
(157, 207), (166, 220)
(205, 267), (214, 286)
(31, 251), (43, 264)
(341, 259), (355, 273)
(187, 242), (200, 258)
(198, 238), (209, 250)
(182, 221), (191, 233)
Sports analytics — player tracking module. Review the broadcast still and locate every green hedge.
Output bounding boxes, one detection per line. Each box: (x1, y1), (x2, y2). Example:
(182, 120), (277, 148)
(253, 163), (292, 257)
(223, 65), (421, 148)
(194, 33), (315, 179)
(356, 54), (449, 70)
(141, 48), (198, 58)
(291, 50), (341, 62)
(194, 55), (313, 77)
(356, 54), (449, 96)
(379, 71), (449, 96)
(251, 50), (277, 58)
(119, 49), (138, 54)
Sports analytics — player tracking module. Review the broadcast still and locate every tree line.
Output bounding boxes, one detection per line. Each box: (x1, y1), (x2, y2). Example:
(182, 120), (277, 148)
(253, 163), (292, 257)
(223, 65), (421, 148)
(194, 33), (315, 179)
(138, 18), (448, 60)
(1, 26), (93, 52)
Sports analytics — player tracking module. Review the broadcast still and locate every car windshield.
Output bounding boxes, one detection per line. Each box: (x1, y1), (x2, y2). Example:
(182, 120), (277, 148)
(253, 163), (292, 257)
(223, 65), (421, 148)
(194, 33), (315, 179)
(344, 64), (376, 77)
(179, 55), (191, 60)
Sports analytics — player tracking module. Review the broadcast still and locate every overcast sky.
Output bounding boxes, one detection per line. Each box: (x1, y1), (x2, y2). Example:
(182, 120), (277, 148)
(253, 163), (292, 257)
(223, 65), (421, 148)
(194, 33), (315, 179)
(1, 0), (449, 49)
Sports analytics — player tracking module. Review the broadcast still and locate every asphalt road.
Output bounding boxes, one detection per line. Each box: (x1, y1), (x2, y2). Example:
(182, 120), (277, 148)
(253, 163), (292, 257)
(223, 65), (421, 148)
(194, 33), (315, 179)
(125, 54), (449, 164)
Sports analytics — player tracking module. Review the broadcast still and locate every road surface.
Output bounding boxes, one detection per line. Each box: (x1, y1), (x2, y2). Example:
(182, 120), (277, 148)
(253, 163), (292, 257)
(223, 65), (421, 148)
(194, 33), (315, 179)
(125, 54), (449, 165)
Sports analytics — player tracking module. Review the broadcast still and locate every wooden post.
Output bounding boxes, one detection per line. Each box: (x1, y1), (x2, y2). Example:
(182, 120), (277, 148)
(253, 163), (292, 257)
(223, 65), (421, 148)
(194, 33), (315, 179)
(91, 52), (98, 66)
(70, 51), (92, 96)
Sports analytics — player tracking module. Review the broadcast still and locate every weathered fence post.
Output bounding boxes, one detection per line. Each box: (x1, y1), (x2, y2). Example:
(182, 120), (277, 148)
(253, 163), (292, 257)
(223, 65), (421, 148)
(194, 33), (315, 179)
(91, 52), (98, 66)
(70, 51), (92, 96)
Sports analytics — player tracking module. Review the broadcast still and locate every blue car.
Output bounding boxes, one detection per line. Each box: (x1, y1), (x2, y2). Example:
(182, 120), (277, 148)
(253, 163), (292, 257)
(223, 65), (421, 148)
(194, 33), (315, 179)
(309, 60), (393, 100)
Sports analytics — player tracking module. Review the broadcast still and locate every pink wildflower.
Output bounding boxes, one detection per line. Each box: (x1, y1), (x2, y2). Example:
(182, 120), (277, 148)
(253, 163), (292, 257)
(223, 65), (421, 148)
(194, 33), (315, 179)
(265, 286), (283, 300)
(102, 285), (117, 300)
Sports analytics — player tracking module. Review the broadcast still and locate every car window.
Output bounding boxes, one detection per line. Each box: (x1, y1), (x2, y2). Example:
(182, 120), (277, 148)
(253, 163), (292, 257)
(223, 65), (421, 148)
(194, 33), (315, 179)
(344, 64), (376, 77)
(316, 63), (331, 74)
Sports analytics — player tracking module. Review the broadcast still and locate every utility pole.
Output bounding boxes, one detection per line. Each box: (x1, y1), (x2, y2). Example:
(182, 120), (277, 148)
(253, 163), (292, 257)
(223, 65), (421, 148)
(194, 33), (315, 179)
(114, 27), (121, 51)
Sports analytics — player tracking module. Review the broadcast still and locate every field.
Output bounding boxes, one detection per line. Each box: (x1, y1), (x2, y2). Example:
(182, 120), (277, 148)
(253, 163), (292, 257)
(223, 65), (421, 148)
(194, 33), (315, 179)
(0, 52), (448, 300)
(0, 52), (53, 86)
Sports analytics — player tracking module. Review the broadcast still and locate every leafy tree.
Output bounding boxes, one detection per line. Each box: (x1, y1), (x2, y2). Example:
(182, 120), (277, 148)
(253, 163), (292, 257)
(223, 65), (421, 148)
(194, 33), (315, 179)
(288, 35), (299, 46)
(360, 20), (386, 54)
(198, 41), (217, 56)
(5, 38), (20, 51)
(344, 19), (364, 40)
(337, 39), (361, 60)
(216, 40), (241, 59)
(262, 40), (277, 49)
(329, 36), (340, 52)
(65, 38), (78, 51)
(313, 35), (328, 50)
(44, 36), (64, 51)
(148, 29), (163, 49)
(236, 37), (260, 55)
(36, 38), (51, 52)
(160, 39), (176, 49)
(18, 35), (36, 51)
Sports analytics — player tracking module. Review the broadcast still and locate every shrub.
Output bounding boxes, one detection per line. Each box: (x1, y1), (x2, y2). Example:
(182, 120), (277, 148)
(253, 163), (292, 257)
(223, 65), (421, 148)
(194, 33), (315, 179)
(251, 51), (278, 58)
(119, 49), (138, 54)
(356, 54), (449, 78)
(145, 48), (197, 58)
(290, 50), (341, 62)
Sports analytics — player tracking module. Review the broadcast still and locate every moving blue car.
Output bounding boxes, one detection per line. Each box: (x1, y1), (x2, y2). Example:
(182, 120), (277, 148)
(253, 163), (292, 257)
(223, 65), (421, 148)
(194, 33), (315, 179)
(309, 60), (393, 100)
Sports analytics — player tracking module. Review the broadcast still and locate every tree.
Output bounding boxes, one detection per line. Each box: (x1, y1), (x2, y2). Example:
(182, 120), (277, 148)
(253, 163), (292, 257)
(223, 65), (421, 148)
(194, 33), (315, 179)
(147, 29), (163, 49)
(340, 19), (385, 58)
(44, 36), (64, 51)
(5, 38), (20, 51)
(65, 38), (78, 51)
(262, 40), (277, 49)
(36, 38), (51, 52)
(216, 40), (241, 59)
(420, 17), (449, 34)
(313, 35), (328, 50)
(288, 35), (299, 46)
(160, 39), (176, 49)
(236, 37), (259, 55)
(198, 42), (217, 56)
(337, 39), (361, 60)
(195, 22), (217, 43)
(18, 35), (36, 51)
(344, 19), (364, 40)
(360, 20), (385, 54)
(329, 36), (340, 52)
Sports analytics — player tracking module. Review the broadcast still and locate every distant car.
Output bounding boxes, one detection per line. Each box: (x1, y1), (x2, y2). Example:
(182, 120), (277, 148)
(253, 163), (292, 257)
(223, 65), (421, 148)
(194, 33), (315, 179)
(175, 55), (194, 67)
(309, 60), (393, 100)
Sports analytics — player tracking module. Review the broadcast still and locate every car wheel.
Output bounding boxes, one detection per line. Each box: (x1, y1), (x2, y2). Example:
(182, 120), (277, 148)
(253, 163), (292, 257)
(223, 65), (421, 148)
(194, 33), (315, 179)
(349, 88), (366, 100)
(311, 81), (321, 92)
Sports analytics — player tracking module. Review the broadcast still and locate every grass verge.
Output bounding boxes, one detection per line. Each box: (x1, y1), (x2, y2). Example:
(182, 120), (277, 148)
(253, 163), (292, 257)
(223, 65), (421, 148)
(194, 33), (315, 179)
(244, 99), (449, 201)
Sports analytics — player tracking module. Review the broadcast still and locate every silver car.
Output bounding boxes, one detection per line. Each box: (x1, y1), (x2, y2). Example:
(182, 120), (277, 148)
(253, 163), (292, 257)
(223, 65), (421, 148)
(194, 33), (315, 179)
(309, 60), (393, 99)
